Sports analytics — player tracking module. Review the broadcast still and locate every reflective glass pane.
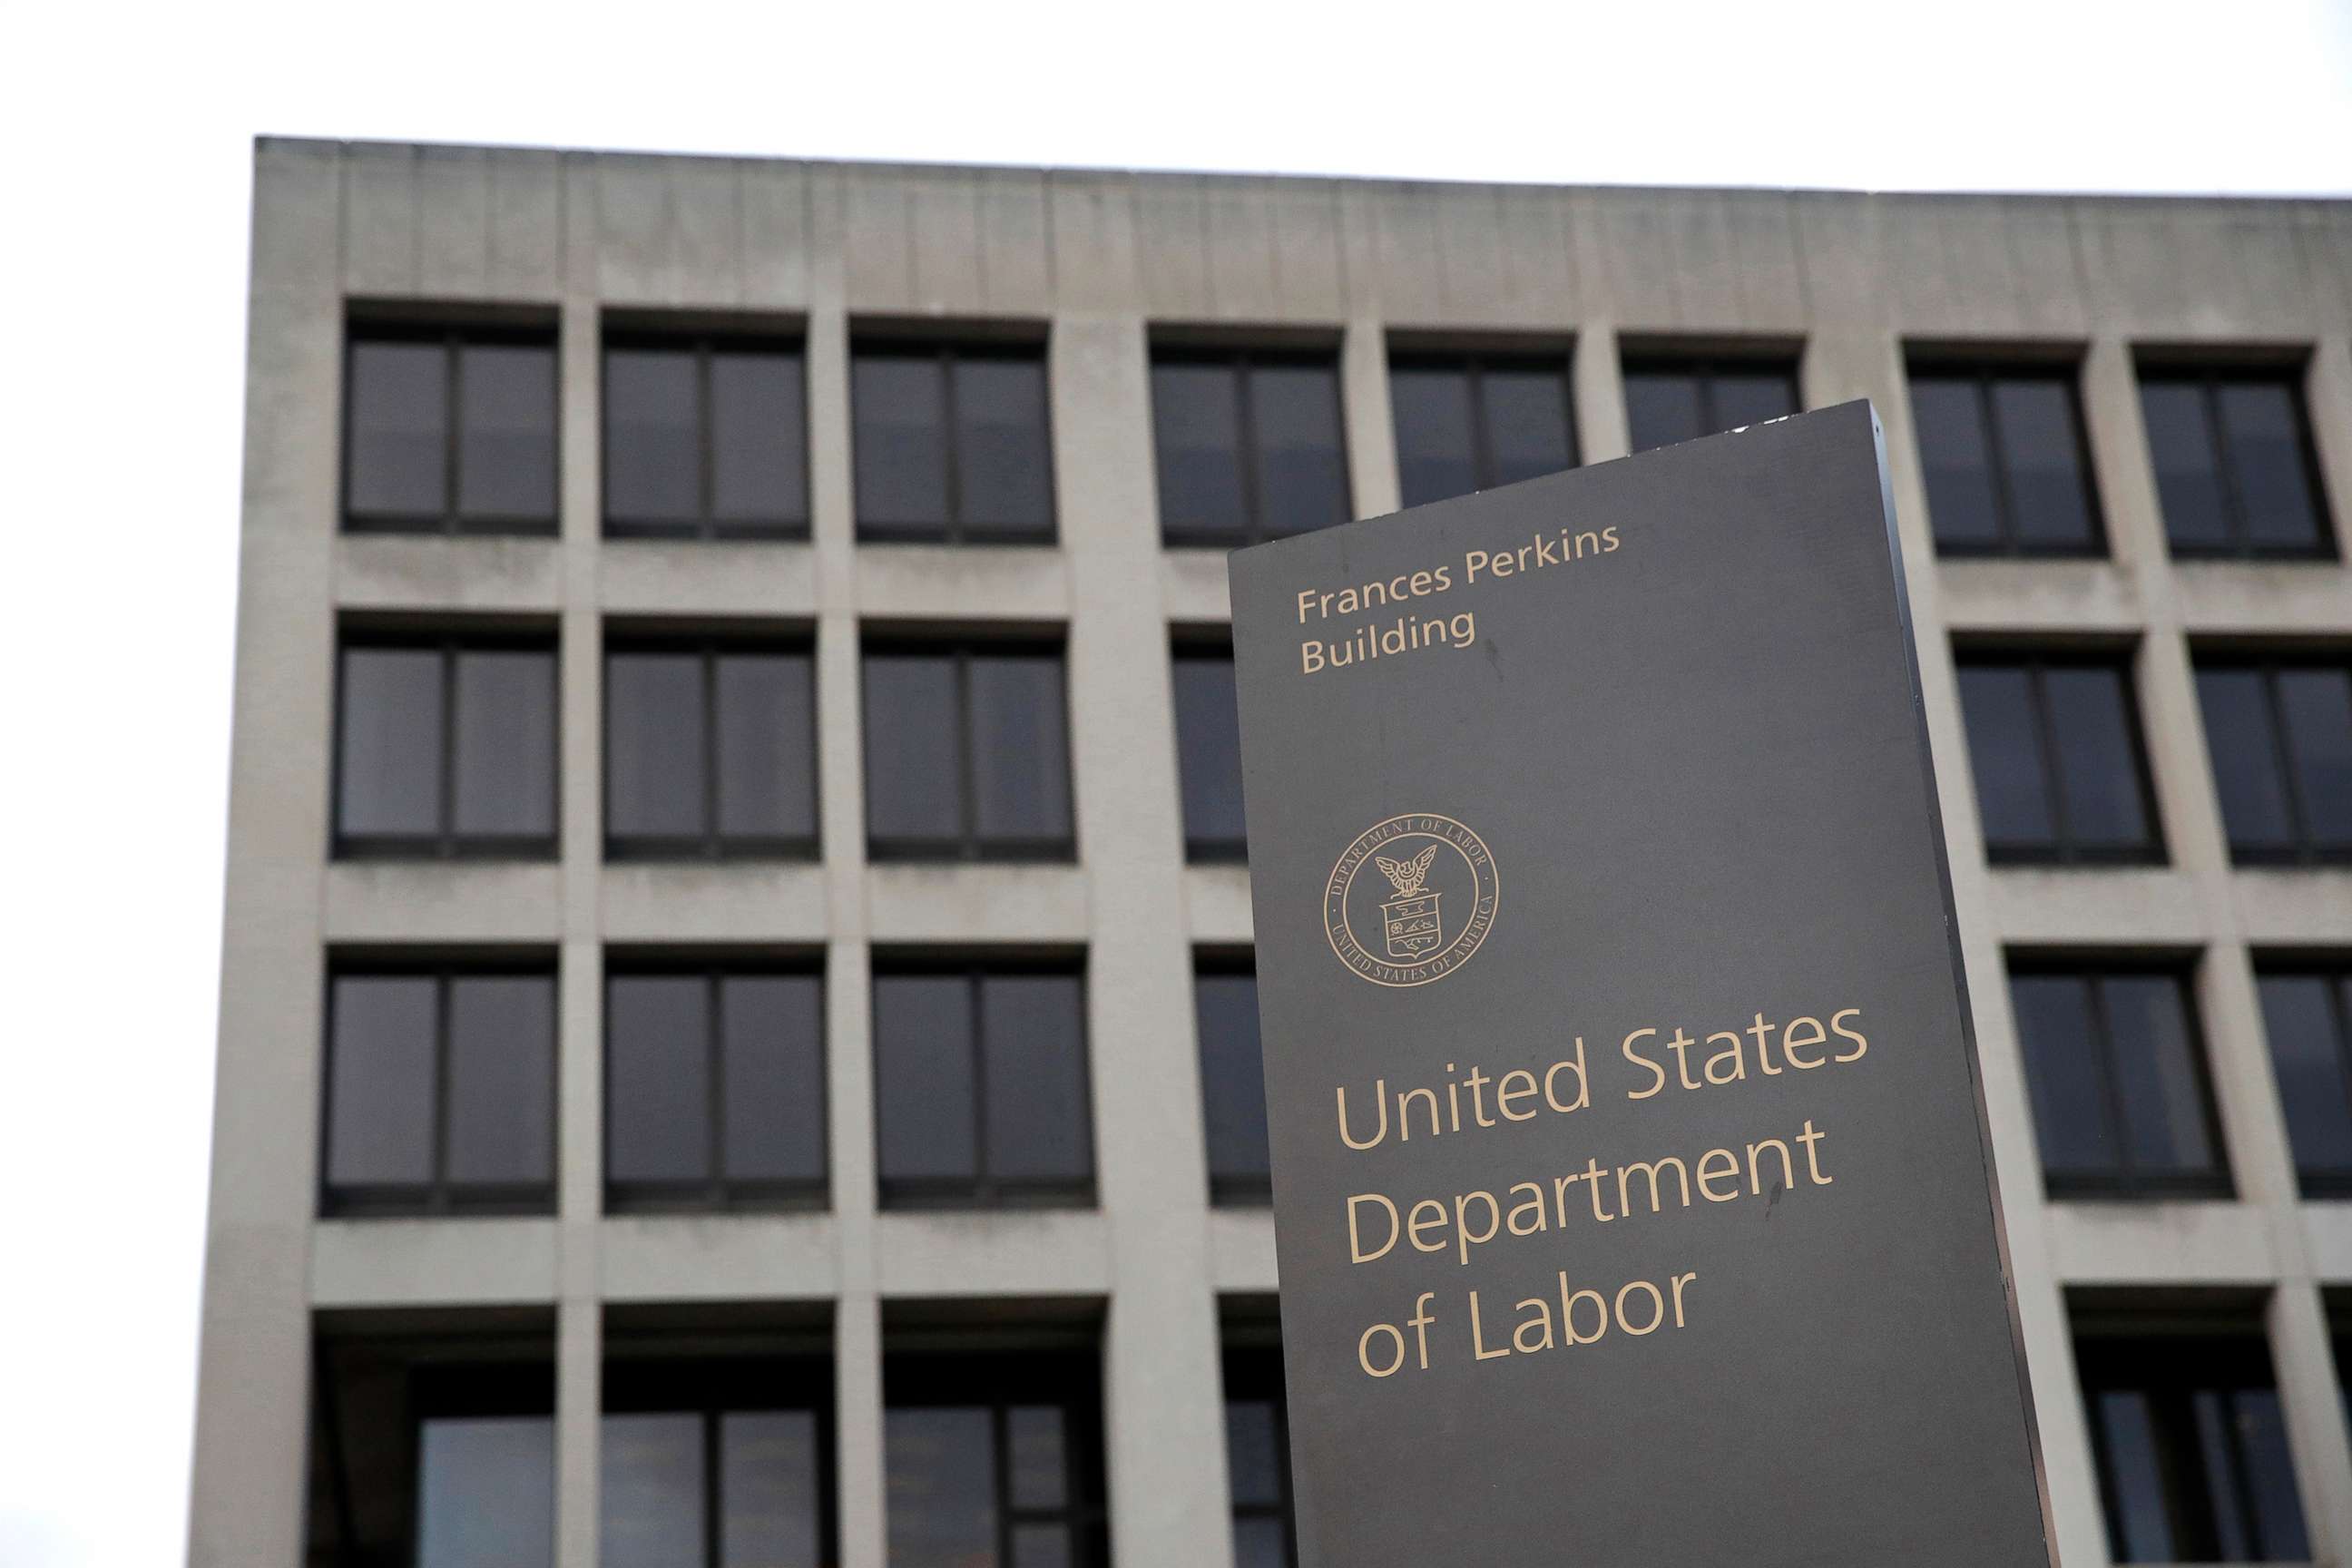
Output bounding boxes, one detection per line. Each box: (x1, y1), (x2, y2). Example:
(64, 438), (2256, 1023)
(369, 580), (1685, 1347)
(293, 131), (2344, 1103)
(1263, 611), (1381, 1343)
(981, 975), (1091, 1183)
(2232, 1387), (2311, 1558)
(1225, 1399), (1282, 1506)
(1956, 665), (2055, 849)
(338, 647), (445, 838)
(862, 655), (962, 848)
(1623, 371), (1702, 454)
(853, 353), (949, 535)
(2217, 381), (2323, 550)
(445, 975), (555, 1189)
(1249, 362), (1348, 537)
(720, 1411), (822, 1568)
(607, 975), (711, 1187)
(418, 1416), (555, 1568)
(886, 1407), (996, 1568)
(1911, 377), (2000, 548)
(604, 348), (700, 524)
(2042, 666), (2151, 850)
(1710, 370), (1795, 431)
(2096, 1390), (2177, 1563)
(1479, 366), (1574, 488)
(714, 652), (816, 843)
(2277, 668), (2352, 847)
(325, 976), (437, 1188)
(2011, 975), (2118, 1179)
(1991, 377), (2097, 549)
(348, 340), (447, 518)
(1197, 975), (1270, 1190)
(720, 975), (826, 1185)
(452, 650), (556, 840)
(2104, 975), (2216, 1178)
(954, 356), (1054, 534)
(1006, 1406), (1067, 1508)
(1171, 655), (1245, 855)
(1233, 1518), (1289, 1568)
(1389, 365), (1479, 509)
(873, 976), (977, 1183)
(457, 343), (557, 522)
(2194, 1388), (2253, 1561)
(2196, 668), (2295, 854)
(1152, 361), (1249, 544)
(711, 350), (807, 526)
(967, 656), (1073, 847)
(2259, 975), (2352, 1177)
(600, 1413), (703, 1568)
(2140, 380), (2229, 549)
(607, 652), (708, 842)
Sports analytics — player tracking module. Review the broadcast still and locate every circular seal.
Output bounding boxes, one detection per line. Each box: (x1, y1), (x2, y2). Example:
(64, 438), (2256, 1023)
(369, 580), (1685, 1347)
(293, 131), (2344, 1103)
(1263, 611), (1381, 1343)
(1323, 814), (1500, 988)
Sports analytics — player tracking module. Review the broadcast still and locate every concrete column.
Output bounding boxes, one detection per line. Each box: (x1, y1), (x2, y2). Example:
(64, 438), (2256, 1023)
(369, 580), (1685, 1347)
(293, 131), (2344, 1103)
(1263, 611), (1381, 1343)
(2303, 336), (2352, 547)
(186, 138), (342, 1568)
(1573, 323), (1631, 465)
(1341, 319), (1399, 520)
(1054, 314), (1233, 1568)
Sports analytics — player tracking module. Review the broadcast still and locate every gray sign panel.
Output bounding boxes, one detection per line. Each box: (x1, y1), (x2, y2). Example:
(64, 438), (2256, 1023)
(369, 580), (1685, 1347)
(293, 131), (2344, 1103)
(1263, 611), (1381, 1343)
(1228, 402), (2051, 1566)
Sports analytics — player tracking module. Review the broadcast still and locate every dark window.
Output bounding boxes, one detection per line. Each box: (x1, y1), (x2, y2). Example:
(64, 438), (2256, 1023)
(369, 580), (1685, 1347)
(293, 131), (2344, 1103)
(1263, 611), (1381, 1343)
(1223, 1344), (1298, 1568)
(1909, 363), (2103, 556)
(345, 324), (557, 535)
(605, 639), (818, 859)
(852, 341), (1054, 544)
(862, 642), (1074, 861)
(605, 965), (826, 1211)
(1197, 964), (1271, 1203)
(335, 632), (558, 858)
(2010, 966), (2229, 1199)
(1152, 348), (1349, 545)
(1171, 645), (1245, 861)
(604, 334), (808, 540)
(2077, 1323), (2309, 1563)
(873, 965), (1093, 1207)
(322, 965), (557, 1216)
(602, 1359), (832, 1568)
(1389, 352), (1577, 508)
(2196, 656), (2352, 865)
(2140, 366), (2334, 559)
(2258, 964), (2352, 1195)
(309, 1338), (554, 1568)
(1956, 653), (2161, 864)
(1622, 355), (1798, 454)
(885, 1353), (1107, 1568)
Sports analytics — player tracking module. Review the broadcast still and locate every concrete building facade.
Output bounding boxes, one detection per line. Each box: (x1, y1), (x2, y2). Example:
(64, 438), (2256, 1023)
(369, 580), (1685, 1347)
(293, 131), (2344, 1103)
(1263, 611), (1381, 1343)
(194, 136), (2352, 1568)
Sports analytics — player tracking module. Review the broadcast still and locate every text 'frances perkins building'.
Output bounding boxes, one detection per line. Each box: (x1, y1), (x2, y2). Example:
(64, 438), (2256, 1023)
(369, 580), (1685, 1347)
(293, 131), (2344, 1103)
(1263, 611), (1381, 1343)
(195, 138), (2352, 1568)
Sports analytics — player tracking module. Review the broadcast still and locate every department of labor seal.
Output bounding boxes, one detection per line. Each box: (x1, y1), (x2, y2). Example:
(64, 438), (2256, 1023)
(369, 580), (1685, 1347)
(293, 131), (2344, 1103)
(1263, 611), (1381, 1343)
(1324, 814), (1500, 987)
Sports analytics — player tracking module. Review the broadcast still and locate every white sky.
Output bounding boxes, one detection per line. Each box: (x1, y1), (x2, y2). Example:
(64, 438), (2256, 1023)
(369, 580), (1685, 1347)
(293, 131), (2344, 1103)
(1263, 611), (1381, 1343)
(0, 3), (2347, 1563)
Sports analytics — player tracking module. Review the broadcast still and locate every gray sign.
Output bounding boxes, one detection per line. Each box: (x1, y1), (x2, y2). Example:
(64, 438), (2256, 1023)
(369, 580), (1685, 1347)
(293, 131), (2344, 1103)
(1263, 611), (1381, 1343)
(1228, 402), (2051, 1566)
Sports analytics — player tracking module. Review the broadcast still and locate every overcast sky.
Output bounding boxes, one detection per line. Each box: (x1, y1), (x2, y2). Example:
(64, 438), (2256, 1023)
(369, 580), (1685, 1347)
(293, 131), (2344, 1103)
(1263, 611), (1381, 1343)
(2, 3), (2347, 1563)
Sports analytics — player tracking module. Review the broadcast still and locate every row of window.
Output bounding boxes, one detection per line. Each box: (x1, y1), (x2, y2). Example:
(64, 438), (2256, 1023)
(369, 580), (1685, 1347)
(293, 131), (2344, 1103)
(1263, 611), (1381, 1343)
(346, 319), (2341, 559)
(330, 627), (2352, 867)
(311, 1309), (2334, 1567)
(319, 952), (2352, 1219)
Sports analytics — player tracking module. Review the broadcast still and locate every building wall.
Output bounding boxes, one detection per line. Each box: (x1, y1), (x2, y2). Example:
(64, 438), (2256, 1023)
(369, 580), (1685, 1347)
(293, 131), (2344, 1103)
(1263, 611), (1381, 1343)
(193, 138), (2352, 1567)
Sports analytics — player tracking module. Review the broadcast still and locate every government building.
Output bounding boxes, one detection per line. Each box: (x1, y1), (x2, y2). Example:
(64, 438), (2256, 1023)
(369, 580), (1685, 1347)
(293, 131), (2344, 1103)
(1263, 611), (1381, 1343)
(193, 137), (2352, 1567)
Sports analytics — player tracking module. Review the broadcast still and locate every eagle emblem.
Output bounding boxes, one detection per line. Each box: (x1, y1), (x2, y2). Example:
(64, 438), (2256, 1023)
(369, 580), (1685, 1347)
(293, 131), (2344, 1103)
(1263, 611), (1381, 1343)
(1375, 846), (1439, 897)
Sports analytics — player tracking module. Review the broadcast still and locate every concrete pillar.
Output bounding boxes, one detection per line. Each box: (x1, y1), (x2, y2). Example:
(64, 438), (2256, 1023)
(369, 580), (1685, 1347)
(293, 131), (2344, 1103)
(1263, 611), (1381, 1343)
(1573, 323), (1631, 465)
(1341, 319), (1399, 520)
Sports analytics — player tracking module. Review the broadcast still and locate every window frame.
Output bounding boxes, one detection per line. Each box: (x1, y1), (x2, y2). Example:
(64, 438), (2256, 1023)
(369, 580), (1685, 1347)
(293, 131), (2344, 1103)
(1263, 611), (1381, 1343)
(1387, 348), (1580, 505)
(1220, 1341), (1298, 1568)
(602, 633), (821, 862)
(1195, 955), (1271, 1206)
(2195, 652), (2352, 867)
(1151, 345), (1352, 548)
(860, 639), (1078, 864)
(341, 321), (560, 537)
(1955, 649), (2167, 867)
(1170, 637), (1246, 864)
(331, 630), (561, 861)
(2010, 962), (2233, 1200)
(1619, 352), (1802, 453)
(871, 962), (1097, 1210)
(601, 1357), (837, 1568)
(1907, 359), (2107, 558)
(883, 1350), (1110, 1568)
(849, 338), (1058, 546)
(602, 961), (829, 1214)
(601, 329), (811, 542)
(2139, 362), (2338, 562)
(318, 960), (560, 1219)
(2257, 960), (2352, 1196)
